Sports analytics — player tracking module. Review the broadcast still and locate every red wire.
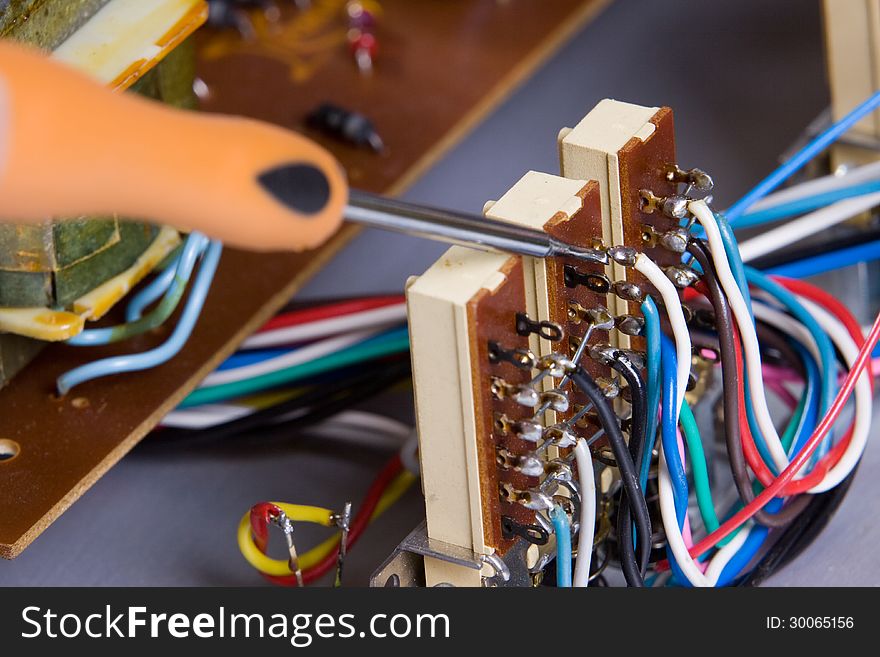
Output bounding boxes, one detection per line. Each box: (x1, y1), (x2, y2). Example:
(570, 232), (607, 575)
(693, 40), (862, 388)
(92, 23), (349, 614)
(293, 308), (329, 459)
(773, 276), (873, 393)
(249, 454), (404, 586)
(685, 309), (880, 559)
(700, 276), (865, 494)
(258, 296), (405, 333)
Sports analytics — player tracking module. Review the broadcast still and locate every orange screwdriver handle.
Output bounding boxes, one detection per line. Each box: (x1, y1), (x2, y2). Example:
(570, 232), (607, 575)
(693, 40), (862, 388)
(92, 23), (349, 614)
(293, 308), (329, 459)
(0, 41), (347, 252)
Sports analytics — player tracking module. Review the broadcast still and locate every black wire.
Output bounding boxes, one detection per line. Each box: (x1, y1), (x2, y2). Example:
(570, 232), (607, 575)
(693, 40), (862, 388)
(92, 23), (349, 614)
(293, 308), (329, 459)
(148, 357), (411, 446)
(740, 464), (859, 586)
(605, 353), (649, 579)
(568, 366), (651, 587)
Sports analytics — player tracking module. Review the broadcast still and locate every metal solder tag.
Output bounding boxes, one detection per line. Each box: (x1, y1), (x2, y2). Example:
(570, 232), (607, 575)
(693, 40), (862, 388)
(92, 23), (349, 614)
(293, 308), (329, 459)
(501, 516), (550, 546)
(563, 264), (611, 293)
(515, 312), (563, 341)
(488, 340), (536, 369)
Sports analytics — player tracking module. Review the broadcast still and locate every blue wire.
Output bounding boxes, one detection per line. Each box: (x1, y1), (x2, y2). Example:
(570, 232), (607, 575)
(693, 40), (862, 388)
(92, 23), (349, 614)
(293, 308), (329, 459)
(745, 268), (836, 459)
(550, 505), (572, 588)
(764, 238), (880, 279)
(215, 348), (299, 371)
(640, 296), (661, 493)
(67, 233), (209, 347)
(126, 257), (178, 321)
(725, 90), (880, 222)
(659, 335), (688, 524)
(214, 323), (409, 372)
(57, 240), (223, 395)
(711, 211), (833, 469)
(658, 333), (696, 584)
(788, 338), (822, 458)
(126, 235), (208, 322)
(735, 179), (880, 229)
(714, 523), (771, 587)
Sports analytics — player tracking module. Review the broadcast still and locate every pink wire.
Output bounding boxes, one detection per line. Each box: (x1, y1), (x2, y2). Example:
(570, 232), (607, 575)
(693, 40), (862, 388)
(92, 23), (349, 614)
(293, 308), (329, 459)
(765, 378), (799, 411)
(762, 363), (802, 384)
(675, 427), (708, 573)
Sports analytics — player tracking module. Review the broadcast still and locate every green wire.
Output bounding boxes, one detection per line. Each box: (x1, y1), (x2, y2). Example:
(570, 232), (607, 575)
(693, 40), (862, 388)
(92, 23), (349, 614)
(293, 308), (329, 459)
(680, 387), (808, 549)
(678, 399), (721, 536)
(180, 331), (410, 408)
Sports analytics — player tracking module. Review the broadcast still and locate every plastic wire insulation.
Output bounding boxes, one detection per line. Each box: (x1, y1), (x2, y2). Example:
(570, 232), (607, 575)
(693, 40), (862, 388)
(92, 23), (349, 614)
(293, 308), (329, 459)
(738, 191), (880, 263)
(689, 200), (791, 472)
(258, 296), (405, 333)
(68, 232), (209, 346)
(201, 328), (382, 387)
(572, 438), (596, 587)
(551, 505), (572, 588)
(724, 89), (880, 222)
(242, 303), (408, 350)
(634, 254), (690, 412)
(680, 308), (880, 560)
(568, 367), (651, 587)
(180, 328), (410, 407)
(639, 297), (662, 493)
(56, 240), (223, 395)
(735, 179), (880, 229)
(746, 159), (880, 213)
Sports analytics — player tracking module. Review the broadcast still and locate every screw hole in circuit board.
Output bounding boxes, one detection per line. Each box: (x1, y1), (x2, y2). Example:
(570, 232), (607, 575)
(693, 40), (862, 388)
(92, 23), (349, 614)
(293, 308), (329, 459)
(0, 439), (21, 463)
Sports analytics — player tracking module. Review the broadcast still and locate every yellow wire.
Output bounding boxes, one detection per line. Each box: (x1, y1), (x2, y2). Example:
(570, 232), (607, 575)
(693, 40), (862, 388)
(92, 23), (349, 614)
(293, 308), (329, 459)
(235, 385), (310, 410)
(237, 469), (416, 577)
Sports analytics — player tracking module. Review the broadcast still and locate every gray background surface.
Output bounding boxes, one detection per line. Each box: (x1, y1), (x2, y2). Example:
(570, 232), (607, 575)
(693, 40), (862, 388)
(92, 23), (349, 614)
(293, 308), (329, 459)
(2, 0), (870, 586)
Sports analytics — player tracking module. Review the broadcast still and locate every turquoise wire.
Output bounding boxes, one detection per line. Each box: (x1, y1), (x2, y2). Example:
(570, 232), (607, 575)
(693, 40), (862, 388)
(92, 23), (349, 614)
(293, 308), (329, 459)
(550, 505), (572, 588)
(744, 268), (836, 461)
(639, 296), (661, 492)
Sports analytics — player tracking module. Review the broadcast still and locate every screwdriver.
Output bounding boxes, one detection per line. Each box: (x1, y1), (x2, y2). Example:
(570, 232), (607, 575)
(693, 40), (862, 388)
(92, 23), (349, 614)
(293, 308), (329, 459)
(345, 191), (609, 264)
(0, 41), (606, 265)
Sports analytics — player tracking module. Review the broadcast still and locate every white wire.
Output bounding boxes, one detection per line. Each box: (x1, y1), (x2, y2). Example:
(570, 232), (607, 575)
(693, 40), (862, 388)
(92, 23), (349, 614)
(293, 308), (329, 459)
(742, 299), (870, 491)
(738, 191), (880, 262)
(399, 428), (420, 476)
(303, 412), (414, 450)
(657, 445), (753, 587)
(751, 302), (822, 368)
(747, 159), (880, 212)
(796, 298), (872, 492)
(200, 328), (379, 387)
(161, 403), (251, 428)
(572, 438), (596, 587)
(689, 200), (790, 472)
(327, 409), (412, 440)
(241, 304), (407, 350)
(633, 253), (690, 413)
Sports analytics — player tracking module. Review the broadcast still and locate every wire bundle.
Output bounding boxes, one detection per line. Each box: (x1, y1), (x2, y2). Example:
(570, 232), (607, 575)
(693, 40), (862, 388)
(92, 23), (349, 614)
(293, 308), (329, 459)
(224, 92), (880, 588)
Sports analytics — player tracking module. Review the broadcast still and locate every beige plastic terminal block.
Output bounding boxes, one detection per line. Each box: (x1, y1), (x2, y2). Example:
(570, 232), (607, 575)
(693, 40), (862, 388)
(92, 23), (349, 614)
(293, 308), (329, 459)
(484, 170), (591, 359)
(557, 98), (658, 335)
(406, 246), (520, 587)
(407, 102), (669, 586)
(823, 0), (880, 166)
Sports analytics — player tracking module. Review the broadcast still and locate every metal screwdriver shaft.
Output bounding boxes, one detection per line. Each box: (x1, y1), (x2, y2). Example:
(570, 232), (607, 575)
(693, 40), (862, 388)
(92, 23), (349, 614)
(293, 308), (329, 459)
(345, 190), (608, 264)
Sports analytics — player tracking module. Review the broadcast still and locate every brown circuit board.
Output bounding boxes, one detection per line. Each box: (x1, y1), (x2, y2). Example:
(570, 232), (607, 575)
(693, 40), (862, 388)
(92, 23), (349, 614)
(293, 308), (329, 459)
(541, 180), (611, 442)
(0, 0), (611, 558)
(468, 256), (533, 553)
(617, 106), (681, 337)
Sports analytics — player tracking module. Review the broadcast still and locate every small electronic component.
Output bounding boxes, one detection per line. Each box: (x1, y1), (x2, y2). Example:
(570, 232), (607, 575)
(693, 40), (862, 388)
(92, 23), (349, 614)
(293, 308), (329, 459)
(307, 102), (385, 152)
(346, 1), (380, 74)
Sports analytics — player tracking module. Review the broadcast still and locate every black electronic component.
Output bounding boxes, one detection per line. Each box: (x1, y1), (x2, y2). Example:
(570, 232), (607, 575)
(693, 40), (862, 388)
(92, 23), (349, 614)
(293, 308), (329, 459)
(307, 102), (385, 152)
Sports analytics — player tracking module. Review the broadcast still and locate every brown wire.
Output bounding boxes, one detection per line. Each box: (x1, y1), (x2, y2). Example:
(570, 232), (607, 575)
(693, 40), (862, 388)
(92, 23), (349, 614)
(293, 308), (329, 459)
(686, 240), (809, 527)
